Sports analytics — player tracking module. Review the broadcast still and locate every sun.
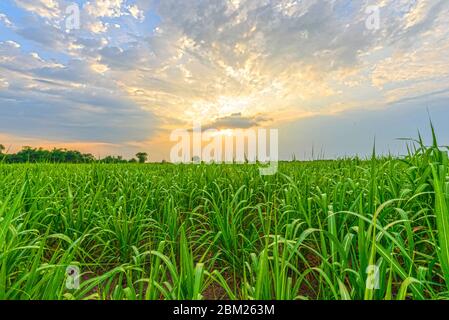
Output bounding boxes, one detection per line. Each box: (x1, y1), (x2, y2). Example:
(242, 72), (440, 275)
(211, 129), (235, 137)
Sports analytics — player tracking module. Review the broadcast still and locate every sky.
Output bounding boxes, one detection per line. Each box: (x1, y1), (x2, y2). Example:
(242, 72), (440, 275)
(0, 0), (448, 161)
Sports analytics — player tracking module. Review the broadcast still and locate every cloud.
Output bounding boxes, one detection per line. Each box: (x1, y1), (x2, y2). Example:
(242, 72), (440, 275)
(1, 0), (449, 159)
(4, 40), (21, 49)
(128, 4), (145, 21)
(15, 18), (70, 49)
(103, 0), (380, 125)
(84, 0), (125, 18)
(14, 0), (61, 19)
(0, 78), (9, 89)
(0, 31), (158, 144)
(0, 13), (13, 27)
(86, 20), (108, 33)
(205, 112), (272, 129)
(0, 132), (126, 157)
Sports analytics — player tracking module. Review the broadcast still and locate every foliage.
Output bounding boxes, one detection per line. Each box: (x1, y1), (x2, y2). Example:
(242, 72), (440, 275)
(135, 152), (148, 164)
(0, 132), (448, 300)
(0, 146), (148, 164)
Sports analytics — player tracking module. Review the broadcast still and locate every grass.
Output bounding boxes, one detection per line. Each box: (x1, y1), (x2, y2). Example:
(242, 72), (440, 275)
(0, 133), (448, 300)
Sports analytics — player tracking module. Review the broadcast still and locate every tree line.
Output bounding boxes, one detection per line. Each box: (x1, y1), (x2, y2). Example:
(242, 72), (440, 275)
(0, 144), (149, 164)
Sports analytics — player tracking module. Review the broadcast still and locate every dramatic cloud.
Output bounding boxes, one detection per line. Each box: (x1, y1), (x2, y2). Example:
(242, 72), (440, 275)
(0, 0), (448, 159)
(128, 4), (144, 21)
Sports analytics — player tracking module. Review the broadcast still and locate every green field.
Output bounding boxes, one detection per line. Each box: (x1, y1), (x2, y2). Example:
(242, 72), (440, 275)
(1, 137), (449, 300)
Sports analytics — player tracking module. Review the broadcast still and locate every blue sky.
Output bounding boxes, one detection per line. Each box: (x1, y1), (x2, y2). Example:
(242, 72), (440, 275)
(0, 0), (448, 160)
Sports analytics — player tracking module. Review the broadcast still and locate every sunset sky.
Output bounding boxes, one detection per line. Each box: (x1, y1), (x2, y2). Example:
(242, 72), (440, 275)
(1, 0), (448, 161)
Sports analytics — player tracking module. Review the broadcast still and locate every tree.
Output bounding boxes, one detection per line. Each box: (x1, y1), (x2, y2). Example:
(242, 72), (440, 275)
(101, 155), (127, 164)
(0, 145), (146, 164)
(0, 144), (5, 162)
(135, 152), (148, 164)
